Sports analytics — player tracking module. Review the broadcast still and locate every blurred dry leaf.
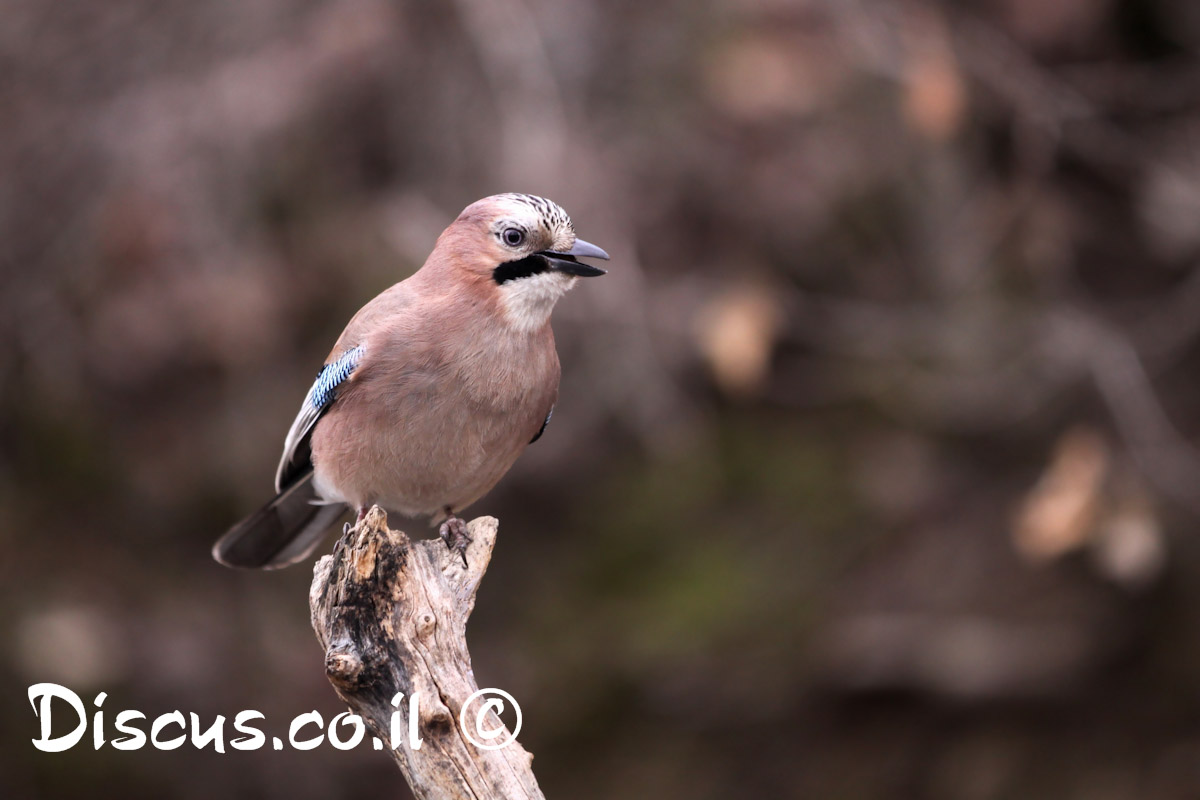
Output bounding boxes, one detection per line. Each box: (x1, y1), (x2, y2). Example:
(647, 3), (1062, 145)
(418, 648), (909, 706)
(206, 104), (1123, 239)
(903, 52), (966, 142)
(704, 33), (839, 122)
(1013, 427), (1109, 563)
(694, 282), (783, 397)
(1092, 483), (1165, 589)
(900, 9), (966, 142)
(1139, 162), (1200, 259)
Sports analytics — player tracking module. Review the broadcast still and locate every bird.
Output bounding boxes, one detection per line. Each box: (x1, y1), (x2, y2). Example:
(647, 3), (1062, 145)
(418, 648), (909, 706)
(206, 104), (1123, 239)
(213, 193), (608, 569)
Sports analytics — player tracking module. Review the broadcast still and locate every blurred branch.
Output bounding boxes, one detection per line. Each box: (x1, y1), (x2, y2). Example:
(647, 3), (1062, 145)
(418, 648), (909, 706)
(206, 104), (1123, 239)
(1133, 263), (1200, 361)
(1081, 314), (1200, 516)
(782, 285), (1200, 512)
(451, 0), (568, 184)
(309, 508), (543, 800)
(831, 0), (1198, 185)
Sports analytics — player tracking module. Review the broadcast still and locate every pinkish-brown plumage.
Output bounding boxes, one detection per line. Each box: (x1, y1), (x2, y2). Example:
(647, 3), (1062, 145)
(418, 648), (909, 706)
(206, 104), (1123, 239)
(213, 194), (608, 568)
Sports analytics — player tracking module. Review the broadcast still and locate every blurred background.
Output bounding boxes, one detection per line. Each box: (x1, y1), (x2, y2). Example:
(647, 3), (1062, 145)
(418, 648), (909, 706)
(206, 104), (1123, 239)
(4, 0), (1200, 797)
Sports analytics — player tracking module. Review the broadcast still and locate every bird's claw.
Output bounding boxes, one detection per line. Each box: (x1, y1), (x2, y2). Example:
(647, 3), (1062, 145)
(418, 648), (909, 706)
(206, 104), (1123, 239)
(344, 507), (369, 538)
(439, 517), (471, 568)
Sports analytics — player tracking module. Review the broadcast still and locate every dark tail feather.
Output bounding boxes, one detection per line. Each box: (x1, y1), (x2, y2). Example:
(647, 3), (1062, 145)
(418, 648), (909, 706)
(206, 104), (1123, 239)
(213, 473), (346, 569)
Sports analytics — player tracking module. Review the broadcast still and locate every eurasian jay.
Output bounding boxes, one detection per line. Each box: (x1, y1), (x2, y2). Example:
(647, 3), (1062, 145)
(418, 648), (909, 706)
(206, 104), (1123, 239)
(213, 193), (608, 568)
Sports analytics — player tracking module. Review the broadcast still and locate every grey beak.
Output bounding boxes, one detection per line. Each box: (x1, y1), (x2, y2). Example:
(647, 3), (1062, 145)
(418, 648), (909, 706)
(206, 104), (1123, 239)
(539, 237), (609, 277)
(564, 238), (610, 261)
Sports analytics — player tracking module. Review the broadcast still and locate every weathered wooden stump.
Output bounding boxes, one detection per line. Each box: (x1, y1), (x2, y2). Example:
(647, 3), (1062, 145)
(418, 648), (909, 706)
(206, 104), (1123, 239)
(309, 506), (544, 800)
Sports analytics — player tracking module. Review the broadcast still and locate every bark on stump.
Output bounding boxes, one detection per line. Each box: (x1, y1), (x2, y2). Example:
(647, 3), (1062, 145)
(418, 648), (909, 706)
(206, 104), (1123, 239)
(309, 506), (544, 800)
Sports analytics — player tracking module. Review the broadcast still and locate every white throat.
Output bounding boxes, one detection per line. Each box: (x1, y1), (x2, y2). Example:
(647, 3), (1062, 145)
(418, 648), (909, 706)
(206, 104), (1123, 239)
(498, 271), (576, 332)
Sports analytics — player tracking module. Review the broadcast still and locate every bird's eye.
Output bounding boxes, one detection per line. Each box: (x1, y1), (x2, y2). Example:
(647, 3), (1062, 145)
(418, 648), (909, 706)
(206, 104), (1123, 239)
(502, 228), (525, 247)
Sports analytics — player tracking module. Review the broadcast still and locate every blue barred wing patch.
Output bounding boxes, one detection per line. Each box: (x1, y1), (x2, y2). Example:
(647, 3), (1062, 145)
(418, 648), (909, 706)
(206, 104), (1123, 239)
(309, 345), (365, 410)
(276, 344), (365, 491)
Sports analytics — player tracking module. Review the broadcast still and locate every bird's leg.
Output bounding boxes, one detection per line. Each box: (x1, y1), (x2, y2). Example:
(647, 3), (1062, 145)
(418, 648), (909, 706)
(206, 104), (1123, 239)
(343, 506), (369, 536)
(438, 509), (471, 568)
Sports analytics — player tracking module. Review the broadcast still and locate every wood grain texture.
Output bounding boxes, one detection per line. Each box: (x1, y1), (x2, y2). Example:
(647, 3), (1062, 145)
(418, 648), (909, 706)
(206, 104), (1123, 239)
(309, 507), (544, 800)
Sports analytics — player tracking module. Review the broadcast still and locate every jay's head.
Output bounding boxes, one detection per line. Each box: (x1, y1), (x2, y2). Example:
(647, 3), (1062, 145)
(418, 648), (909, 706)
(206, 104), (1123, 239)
(447, 193), (609, 332)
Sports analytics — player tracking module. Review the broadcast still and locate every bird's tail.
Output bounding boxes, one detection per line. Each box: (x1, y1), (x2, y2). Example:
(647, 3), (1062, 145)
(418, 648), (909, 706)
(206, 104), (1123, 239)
(213, 472), (346, 569)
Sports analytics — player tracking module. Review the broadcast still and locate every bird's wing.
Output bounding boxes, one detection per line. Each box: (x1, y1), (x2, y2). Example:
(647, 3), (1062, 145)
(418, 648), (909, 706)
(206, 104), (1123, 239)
(275, 344), (365, 492)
